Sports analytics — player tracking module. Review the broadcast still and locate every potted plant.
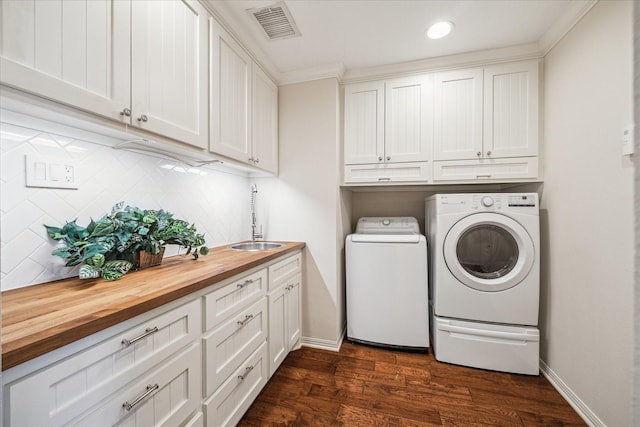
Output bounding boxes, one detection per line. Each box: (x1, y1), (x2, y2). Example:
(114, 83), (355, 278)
(44, 203), (209, 281)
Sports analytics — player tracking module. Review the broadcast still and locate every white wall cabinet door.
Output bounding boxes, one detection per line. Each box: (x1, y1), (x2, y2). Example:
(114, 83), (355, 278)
(344, 81), (385, 165)
(251, 65), (278, 173)
(384, 75), (432, 163)
(484, 61), (539, 159)
(433, 68), (483, 161)
(210, 20), (252, 163)
(0, 0), (130, 121)
(131, 0), (209, 149)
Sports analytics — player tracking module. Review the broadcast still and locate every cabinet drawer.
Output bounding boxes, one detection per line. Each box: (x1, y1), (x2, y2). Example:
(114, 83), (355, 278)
(5, 299), (201, 427)
(204, 269), (267, 331)
(203, 298), (267, 397)
(75, 344), (201, 427)
(204, 342), (268, 427)
(344, 162), (430, 184)
(268, 252), (301, 291)
(433, 157), (539, 182)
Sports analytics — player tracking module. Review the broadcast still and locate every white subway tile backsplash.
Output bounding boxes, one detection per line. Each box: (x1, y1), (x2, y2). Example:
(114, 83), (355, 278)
(1, 122), (250, 291)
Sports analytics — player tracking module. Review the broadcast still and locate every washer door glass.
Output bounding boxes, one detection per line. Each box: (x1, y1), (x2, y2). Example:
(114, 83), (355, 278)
(444, 213), (535, 292)
(456, 225), (518, 280)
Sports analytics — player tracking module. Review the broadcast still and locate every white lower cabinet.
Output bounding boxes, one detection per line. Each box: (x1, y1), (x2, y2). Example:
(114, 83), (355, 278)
(2, 250), (303, 427)
(75, 344), (201, 427)
(203, 342), (268, 427)
(203, 297), (268, 396)
(4, 299), (201, 427)
(268, 275), (302, 376)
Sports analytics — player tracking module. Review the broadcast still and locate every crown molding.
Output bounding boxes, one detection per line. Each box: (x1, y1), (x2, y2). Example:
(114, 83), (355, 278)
(538, 0), (599, 55)
(278, 62), (346, 86)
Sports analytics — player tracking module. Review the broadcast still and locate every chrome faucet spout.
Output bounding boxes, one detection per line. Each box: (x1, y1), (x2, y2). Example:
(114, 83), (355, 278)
(251, 184), (263, 241)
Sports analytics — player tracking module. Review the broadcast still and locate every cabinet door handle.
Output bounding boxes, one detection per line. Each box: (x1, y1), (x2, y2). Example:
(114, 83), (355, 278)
(122, 327), (159, 347)
(477, 151), (482, 157)
(120, 108), (131, 117)
(486, 150), (492, 156)
(386, 156), (391, 161)
(248, 157), (254, 163)
(237, 314), (254, 326)
(237, 279), (254, 289)
(378, 156), (383, 161)
(123, 383), (159, 411)
(137, 114), (148, 123)
(238, 365), (254, 381)
(254, 158), (259, 164)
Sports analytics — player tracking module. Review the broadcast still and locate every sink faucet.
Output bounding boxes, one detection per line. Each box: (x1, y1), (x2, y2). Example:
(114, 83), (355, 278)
(251, 184), (263, 241)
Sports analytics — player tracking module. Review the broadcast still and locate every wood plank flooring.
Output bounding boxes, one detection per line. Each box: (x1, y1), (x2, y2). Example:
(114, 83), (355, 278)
(239, 341), (586, 426)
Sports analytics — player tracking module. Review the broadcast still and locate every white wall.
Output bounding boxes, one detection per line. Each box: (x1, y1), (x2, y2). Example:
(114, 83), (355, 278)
(0, 120), (250, 291)
(256, 78), (348, 347)
(541, 1), (633, 425)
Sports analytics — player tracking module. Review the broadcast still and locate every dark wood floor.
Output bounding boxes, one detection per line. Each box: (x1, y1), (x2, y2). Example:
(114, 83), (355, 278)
(239, 341), (586, 426)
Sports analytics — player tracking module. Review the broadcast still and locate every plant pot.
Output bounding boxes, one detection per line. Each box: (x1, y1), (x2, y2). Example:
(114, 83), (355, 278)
(134, 247), (166, 269)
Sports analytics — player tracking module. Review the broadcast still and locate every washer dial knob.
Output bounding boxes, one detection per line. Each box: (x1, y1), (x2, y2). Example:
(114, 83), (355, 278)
(481, 196), (494, 207)
(382, 219), (391, 226)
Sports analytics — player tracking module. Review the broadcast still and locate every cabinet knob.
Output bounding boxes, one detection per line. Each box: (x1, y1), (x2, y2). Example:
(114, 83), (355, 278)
(137, 114), (148, 123)
(486, 150), (492, 156)
(477, 151), (482, 157)
(248, 157), (254, 163)
(254, 158), (259, 164)
(386, 156), (391, 161)
(120, 108), (131, 117)
(378, 156), (383, 162)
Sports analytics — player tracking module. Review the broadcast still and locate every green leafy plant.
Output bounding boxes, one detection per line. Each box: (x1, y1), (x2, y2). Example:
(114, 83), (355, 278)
(44, 202), (209, 281)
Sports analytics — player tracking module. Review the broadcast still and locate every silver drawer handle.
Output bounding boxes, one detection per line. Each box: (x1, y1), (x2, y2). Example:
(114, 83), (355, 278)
(237, 279), (254, 289)
(476, 174), (492, 179)
(238, 365), (254, 381)
(123, 383), (159, 411)
(378, 177), (391, 181)
(237, 314), (254, 326)
(122, 327), (159, 347)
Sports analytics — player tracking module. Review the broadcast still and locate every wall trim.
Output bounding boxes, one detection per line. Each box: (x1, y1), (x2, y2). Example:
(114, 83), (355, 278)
(301, 326), (345, 353)
(540, 359), (605, 427)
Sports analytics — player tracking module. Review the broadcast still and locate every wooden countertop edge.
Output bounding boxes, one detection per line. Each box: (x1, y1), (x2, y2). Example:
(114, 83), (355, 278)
(2, 241), (305, 370)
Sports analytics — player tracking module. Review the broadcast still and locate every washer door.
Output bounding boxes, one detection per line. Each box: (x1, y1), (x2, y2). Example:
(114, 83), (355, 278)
(443, 213), (534, 292)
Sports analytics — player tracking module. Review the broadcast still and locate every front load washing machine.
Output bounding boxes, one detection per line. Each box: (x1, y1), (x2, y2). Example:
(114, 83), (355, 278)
(426, 193), (540, 375)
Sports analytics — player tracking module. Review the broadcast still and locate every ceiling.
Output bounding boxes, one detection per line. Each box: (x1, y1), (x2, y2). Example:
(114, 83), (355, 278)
(207, 0), (596, 83)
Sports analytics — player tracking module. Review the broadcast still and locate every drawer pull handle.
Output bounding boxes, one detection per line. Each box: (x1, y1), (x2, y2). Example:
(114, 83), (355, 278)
(476, 174), (492, 179)
(378, 177), (391, 181)
(237, 314), (254, 326)
(122, 327), (159, 347)
(123, 383), (159, 411)
(237, 279), (254, 289)
(238, 365), (254, 381)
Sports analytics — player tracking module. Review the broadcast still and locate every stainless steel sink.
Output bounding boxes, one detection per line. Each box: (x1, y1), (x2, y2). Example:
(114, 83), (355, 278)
(229, 242), (284, 251)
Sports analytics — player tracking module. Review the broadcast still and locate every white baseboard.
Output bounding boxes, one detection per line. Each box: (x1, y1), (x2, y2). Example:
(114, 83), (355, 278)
(540, 359), (605, 427)
(301, 325), (346, 352)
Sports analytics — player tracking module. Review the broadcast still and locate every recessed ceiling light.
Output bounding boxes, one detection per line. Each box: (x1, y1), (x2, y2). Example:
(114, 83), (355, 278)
(426, 21), (453, 40)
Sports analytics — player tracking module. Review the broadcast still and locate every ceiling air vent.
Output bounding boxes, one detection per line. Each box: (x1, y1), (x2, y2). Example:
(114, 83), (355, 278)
(247, 2), (301, 41)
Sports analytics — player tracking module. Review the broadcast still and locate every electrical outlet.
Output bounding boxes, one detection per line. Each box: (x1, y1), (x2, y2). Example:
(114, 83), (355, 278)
(622, 124), (635, 156)
(25, 155), (78, 189)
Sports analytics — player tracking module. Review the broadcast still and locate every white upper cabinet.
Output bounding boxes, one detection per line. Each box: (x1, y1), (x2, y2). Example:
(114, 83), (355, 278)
(484, 61), (539, 158)
(251, 65), (279, 173)
(384, 75), (432, 163)
(344, 81), (385, 164)
(0, 0), (209, 149)
(210, 21), (278, 173)
(344, 76), (431, 166)
(210, 21), (252, 163)
(433, 68), (483, 161)
(434, 61), (539, 161)
(130, 0), (209, 148)
(0, 0), (130, 121)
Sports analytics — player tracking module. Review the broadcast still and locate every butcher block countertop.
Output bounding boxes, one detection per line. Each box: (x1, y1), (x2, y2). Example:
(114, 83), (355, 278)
(1, 241), (305, 370)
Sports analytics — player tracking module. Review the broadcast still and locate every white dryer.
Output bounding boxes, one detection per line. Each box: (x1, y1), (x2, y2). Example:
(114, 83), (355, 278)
(426, 193), (540, 375)
(346, 217), (429, 350)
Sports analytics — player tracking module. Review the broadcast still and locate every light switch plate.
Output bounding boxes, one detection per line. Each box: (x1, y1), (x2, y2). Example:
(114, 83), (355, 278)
(25, 155), (78, 189)
(622, 124), (635, 156)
